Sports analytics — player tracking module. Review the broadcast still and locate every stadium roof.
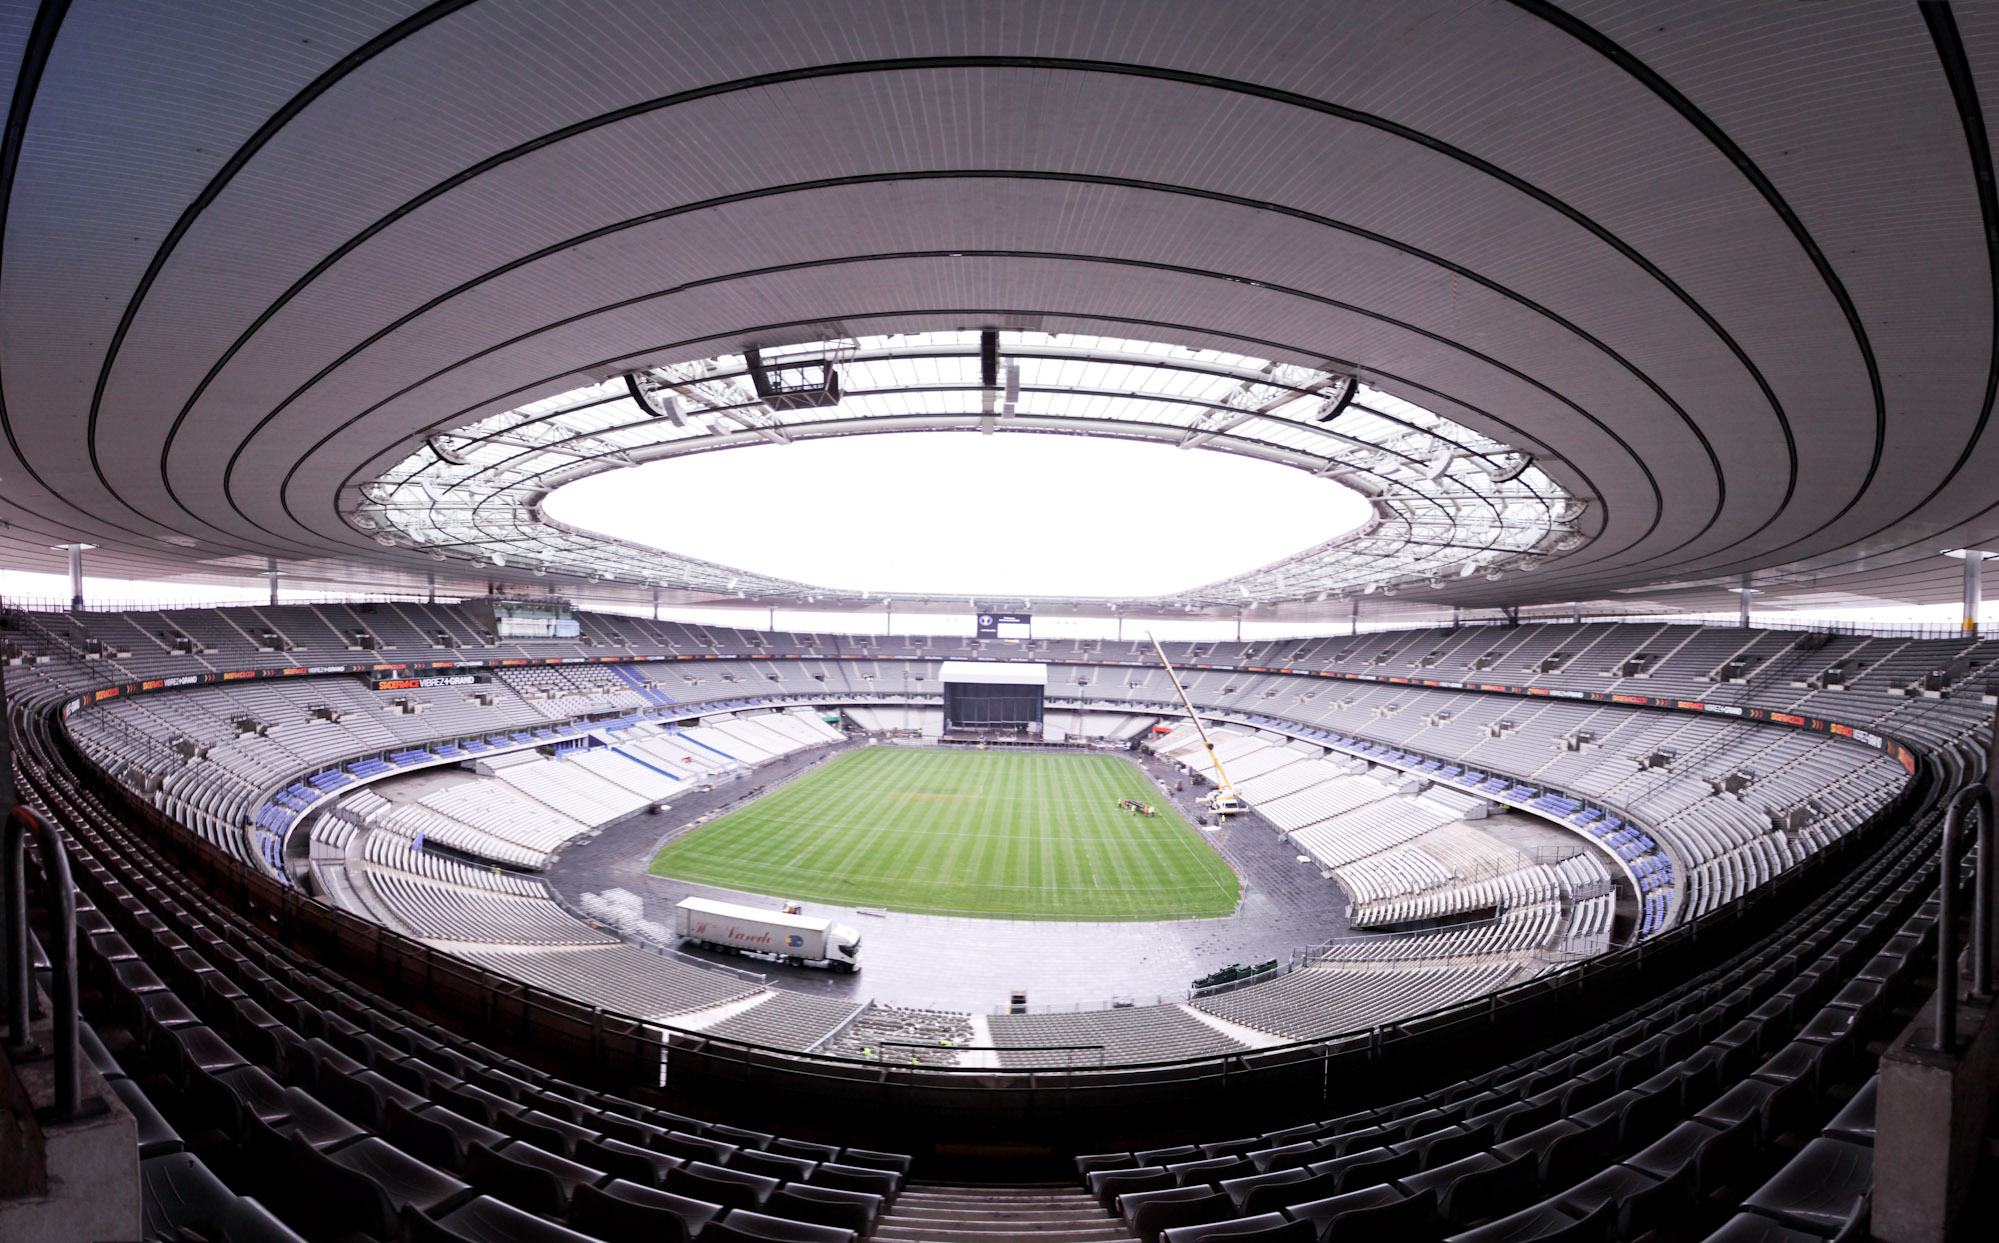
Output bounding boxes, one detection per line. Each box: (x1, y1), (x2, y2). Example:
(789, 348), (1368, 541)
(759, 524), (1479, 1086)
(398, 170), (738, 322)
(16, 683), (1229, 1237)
(1, 1), (1996, 621)
(357, 332), (1579, 610)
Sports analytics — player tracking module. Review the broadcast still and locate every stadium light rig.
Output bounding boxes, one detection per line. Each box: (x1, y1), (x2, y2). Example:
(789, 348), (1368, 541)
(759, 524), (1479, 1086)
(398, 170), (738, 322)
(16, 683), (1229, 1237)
(1147, 630), (1247, 818)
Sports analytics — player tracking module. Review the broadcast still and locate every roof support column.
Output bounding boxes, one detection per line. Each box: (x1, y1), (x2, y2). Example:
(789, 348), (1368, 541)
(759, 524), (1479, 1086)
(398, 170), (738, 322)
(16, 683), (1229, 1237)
(426, 570), (436, 605)
(1964, 552), (1988, 637)
(1733, 573), (1761, 628)
(1571, 601), (1582, 625)
(1350, 598), (1358, 637)
(52, 544), (92, 612)
(259, 557), (282, 607)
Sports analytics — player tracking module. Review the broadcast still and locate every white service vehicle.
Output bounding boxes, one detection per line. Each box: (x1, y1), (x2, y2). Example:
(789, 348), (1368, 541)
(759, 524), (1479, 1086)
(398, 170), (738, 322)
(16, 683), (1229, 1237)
(673, 897), (862, 972)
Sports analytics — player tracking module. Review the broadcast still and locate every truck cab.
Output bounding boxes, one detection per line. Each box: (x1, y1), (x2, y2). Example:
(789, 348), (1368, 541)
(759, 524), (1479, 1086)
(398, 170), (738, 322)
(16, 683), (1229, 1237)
(828, 925), (862, 973)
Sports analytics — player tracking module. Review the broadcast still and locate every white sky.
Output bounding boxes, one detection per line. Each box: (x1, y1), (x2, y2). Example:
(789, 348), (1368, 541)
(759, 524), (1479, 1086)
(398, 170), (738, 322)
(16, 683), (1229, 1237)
(544, 432), (1375, 597)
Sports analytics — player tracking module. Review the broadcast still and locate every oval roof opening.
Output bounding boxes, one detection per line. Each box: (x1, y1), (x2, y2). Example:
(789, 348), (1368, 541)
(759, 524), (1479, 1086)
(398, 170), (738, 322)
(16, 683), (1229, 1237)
(543, 431), (1373, 598)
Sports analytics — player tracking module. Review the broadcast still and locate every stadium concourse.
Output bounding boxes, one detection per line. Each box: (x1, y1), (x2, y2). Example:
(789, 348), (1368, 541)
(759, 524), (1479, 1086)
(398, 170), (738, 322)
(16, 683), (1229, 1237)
(8, 4), (1999, 1243)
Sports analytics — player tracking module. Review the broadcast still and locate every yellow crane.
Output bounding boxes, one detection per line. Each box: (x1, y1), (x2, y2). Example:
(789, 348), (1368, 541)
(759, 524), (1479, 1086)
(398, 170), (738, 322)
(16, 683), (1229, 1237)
(1146, 631), (1247, 816)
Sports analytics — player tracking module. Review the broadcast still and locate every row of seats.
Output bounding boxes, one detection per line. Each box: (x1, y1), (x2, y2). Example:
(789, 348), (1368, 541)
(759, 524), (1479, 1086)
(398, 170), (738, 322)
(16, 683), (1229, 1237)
(1072, 753), (1942, 1242)
(18, 705), (916, 1243)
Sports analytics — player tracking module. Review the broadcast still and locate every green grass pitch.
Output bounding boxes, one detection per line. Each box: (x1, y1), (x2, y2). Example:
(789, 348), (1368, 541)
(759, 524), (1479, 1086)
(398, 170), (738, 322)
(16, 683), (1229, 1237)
(648, 747), (1240, 920)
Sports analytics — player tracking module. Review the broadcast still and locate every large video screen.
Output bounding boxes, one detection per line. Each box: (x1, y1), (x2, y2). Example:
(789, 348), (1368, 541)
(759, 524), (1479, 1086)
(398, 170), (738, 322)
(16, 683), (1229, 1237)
(944, 681), (1043, 729)
(977, 612), (1031, 640)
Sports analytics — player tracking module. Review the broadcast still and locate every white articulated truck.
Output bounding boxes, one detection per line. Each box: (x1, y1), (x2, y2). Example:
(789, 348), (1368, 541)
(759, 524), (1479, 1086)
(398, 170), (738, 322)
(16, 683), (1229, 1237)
(673, 897), (862, 973)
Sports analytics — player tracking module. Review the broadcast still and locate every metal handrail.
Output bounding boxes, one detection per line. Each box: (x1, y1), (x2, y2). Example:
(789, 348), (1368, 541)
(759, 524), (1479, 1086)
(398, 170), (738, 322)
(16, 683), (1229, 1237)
(1931, 708), (1999, 1053)
(3, 804), (80, 1119)
(1932, 783), (1991, 1052)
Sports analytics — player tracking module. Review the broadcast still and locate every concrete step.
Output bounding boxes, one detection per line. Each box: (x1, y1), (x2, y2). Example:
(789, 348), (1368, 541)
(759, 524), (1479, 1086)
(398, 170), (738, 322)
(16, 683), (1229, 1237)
(877, 1183), (1134, 1243)
(891, 1201), (1106, 1215)
(883, 1212), (1119, 1227)
(875, 1227), (1136, 1243)
(892, 1198), (1105, 1212)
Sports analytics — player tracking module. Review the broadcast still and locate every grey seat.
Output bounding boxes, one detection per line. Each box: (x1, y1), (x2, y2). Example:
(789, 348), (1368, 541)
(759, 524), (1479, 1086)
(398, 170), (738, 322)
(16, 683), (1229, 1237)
(764, 1184), (883, 1234)
(1162, 1212), (1314, 1243)
(567, 1179), (713, 1243)
(1739, 1138), (1874, 1236)
(707, 1207), (857, 1243)
(405, 1195), (600, 1243)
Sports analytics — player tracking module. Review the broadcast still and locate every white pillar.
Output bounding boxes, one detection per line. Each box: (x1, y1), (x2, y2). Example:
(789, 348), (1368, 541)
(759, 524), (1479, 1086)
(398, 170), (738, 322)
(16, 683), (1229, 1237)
(426, 570), (436, 605)
(1350, 598), (1359, 637)
(1571, 601), (1582, 625)
(1964, 552), (1986, 637)
(260, 556), (282, 606)
(1734, 573), (1761, 628)
(651, 588), (659, 621)
(53, 544), (93, 612)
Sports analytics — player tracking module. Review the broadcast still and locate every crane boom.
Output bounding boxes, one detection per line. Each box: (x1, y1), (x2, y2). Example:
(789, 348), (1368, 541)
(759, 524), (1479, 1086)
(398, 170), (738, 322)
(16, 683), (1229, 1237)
(1146, 631), (1244, 810)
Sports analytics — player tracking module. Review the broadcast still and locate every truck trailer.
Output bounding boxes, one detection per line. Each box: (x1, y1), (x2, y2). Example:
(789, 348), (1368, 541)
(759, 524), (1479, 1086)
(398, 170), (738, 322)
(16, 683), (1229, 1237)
(673, 897), (862, 972)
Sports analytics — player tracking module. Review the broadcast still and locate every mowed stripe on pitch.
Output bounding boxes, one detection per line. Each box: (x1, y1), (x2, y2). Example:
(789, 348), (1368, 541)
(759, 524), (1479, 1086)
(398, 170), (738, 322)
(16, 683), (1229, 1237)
(648, 748), (1239, 919)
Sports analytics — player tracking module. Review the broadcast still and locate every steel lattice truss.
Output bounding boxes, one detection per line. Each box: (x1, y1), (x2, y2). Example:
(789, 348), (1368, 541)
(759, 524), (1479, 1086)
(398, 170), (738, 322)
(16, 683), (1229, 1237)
(350, 333), (1588, 610)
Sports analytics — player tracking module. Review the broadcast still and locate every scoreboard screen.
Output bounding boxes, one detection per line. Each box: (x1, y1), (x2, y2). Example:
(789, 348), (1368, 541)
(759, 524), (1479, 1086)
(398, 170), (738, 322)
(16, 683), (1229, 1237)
(977, 612), (1031, 640)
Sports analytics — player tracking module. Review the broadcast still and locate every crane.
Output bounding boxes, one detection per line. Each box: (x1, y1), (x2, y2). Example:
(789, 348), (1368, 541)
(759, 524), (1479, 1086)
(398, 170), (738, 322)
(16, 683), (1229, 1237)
(1146, 631), (1247, 817)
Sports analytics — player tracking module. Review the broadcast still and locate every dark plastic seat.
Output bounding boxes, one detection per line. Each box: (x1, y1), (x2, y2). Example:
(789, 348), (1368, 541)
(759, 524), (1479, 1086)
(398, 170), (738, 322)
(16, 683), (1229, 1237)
(1739, 1137), (1874, 1235)
(1540, 1117), (1618, 1191)
(837, 1146), (912, 1173)
(383, 1100), (507, 1174)
(407, 1194), (600, 1243)
(1286, 1185), (1434, 1243)
(79, 1020), (126, 1080)
(1555, 1163), (1688, 1240)
(808, 1160), (901, 1198)
(1093, 1166), (1175, 1207)
(324, 1065), (428, 1129)
(567, 1179), (708, 1243)
(1823, 1078), (1878, 1147)
(709, 1207), (857, 1243)
(443, 1081), (525, 1126)
(658, 1129), (742, 1164)
(1442, 1197), (1612, 1243)
(262, 1084), (365, 1153)
(1134, 1190), (1234, 1243)
(1171, 1154), (1255, 1185)
(1136, 1144), (1204, 1166)
(467, 1139), (605, 1216)
(1699, 1075), (1811, 1146)
(1751, 1042), (1827, 1092)
(596, 1111), (671, 1148)
(1402, 1150), (1536, 1225)
(1120, 1184), (1218, 1228)
(1250, 1140), (1329, 1173)
(578, 1134), (684, 1187)
(1161, 1211), (1314, 1243)
(734, 1147), (820, 1181)
(764, 1184), (883, 1234)
(140, 1151), (302, 1243)
(1700, 1213), (1831, 1243)
(1418, 1122), (1497, 1169)
(669, 1159), (780, 1211)
(499, 1107), (603, 1158)
(154, 1023), (248, 1090)
(110, 1077), (185, 1160)
(189, 1062), (291, 1134)
(772, 1137), (844, 1164)
(293, 1134), (473, 1239)
(1221, 1166), (1316, 1213)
